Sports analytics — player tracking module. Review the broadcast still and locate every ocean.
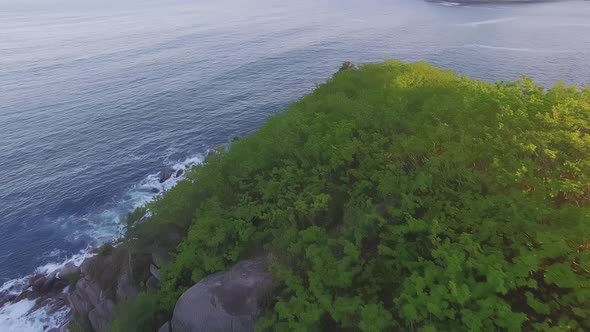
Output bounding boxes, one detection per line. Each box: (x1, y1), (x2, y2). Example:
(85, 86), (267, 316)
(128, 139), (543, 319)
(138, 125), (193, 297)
(0, 0), (589, 329)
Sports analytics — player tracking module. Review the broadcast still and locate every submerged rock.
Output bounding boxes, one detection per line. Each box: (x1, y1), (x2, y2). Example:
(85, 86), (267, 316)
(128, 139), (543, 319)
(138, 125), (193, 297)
(159, 169), (174, 183)
(171, 255), (273, 332)
(0, 294), (16, 308)
(175, 169), (184, 178)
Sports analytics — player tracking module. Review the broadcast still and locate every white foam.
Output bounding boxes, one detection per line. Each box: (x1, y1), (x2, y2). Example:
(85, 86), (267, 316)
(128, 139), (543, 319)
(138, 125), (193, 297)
(66, 154), (205, 244)
(439, 2), (461, 7)
(35, 247), (95, 276)
(45, 249), (65, 259)
(0, 153), (205, 330)
(0, 277), (29, 296)
(0, 299), (69, 332)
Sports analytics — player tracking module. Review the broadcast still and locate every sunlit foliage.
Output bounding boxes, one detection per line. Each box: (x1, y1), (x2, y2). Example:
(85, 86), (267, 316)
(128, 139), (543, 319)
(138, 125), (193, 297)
(120, 61), (590, 331)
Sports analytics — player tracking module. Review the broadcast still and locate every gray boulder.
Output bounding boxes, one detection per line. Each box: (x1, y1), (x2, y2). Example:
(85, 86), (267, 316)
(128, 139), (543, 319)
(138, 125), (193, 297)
(58, 262), (81, 282)
(160, 169), (174, 183)
(158, 321), (171, 332)
(30, 274), (47, 292)
(115, 271), (138, 303)
(146, 276), (160, 293)
(27, 270), (68, 296)
(41, 275), (68, 293)
(150, 264), (161, 281)
(67, 246), (145, 331)
(68, 277), (117, 332)
(80, 258), (93, 276)
(67, 278), (101, 325)
(88, 298), (116, 332)
(171, 256), (273, 332)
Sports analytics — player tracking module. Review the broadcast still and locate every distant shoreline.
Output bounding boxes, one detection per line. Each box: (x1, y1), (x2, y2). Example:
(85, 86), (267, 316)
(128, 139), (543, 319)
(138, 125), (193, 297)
(432, 0), (568, 4)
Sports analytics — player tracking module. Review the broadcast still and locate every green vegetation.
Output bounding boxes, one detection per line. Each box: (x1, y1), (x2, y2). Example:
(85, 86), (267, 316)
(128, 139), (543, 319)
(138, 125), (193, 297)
(109, 293), (166, 332)
(95, 243), (114, 256)
(116, 60), (590, 331)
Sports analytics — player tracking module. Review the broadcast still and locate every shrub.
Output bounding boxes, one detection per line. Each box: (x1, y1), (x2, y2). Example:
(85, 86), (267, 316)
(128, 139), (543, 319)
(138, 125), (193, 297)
(129, 61), (590, 331)
(96, 243), (113, 256)
(108, 292), (167, 332)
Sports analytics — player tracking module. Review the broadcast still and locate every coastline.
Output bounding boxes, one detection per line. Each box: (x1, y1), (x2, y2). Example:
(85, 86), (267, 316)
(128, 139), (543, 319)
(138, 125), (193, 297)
(0, 0), (585, 331)
(0, 155), (204, 331)
(431, 0), (570, 4)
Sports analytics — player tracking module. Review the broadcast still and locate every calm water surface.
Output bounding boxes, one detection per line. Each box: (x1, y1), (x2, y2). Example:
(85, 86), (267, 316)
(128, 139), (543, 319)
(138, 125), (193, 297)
(0, 0), (589, 329)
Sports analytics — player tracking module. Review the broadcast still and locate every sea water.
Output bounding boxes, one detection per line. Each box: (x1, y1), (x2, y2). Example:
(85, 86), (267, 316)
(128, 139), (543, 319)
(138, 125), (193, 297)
(1, 0), (589, 329)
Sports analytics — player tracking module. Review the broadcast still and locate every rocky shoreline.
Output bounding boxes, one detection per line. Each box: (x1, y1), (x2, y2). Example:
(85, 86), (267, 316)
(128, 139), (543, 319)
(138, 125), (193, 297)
(1, 241), (273, 332)
(0, 243), (140, 331)
(0, 164), (195, 332)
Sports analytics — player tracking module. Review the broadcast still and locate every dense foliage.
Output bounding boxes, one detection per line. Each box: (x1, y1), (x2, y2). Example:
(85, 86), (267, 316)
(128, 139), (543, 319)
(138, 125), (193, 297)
(118, 61), (590, 331)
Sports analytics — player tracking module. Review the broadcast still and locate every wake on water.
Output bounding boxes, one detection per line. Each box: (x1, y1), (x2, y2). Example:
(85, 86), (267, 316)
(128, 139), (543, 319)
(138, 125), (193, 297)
(463, 43), (578, 54)
(0, 154), (204, 331)
(457, 17), (518, 26)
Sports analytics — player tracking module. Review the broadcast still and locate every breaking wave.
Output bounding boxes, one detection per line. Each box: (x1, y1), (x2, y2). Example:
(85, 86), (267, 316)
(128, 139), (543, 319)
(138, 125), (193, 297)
(0, 154), (204, 331)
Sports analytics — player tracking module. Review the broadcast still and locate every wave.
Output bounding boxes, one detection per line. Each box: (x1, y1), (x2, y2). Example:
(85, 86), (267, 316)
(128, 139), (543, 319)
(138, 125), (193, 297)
(552, 23), (590, 28)
(463, 43), (576, 54)
(0, 154), (204, 331)
(439, 2), (461, 6)
(0, 299), (70, 332)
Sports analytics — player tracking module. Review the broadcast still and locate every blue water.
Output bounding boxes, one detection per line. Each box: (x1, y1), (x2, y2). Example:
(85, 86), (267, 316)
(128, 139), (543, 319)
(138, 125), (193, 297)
(0, 0), (589, 329)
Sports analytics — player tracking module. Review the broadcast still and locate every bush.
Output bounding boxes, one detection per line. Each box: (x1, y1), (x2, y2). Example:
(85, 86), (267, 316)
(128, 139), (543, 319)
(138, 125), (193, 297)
(96, 243), (114, 256)
(338, 61), (356, 72)
(122, 207), (148, 227)
(68, 320), (92, 332)
(129, 61), (590, 331)
(108, 293), (167, 332)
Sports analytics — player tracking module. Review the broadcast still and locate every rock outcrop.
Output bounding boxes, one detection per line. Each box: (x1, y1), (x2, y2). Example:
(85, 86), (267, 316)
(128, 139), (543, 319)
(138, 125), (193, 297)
(67, 245), (142, 331)
(159, 321), (172, 332)
(160, 169), (174, 183)
(150, 263), (161, 281)
(58, 262), (81, 281)
(3, 231), (273, 332)
(170, 255), (273, 332)
(68, 272), (117, 331)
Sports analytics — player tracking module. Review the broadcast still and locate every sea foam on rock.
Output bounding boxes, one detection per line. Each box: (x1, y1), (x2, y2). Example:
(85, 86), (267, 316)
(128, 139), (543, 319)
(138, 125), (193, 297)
(0, 154), (206, 331)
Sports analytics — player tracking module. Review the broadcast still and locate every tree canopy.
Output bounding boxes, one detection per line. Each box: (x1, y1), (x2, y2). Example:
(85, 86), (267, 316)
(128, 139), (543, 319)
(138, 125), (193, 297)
(116, 60), (590, 331)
